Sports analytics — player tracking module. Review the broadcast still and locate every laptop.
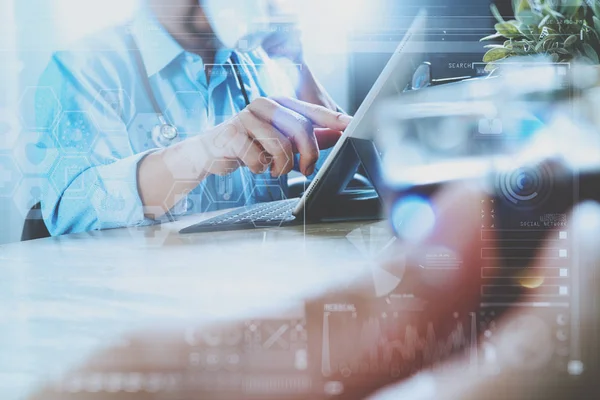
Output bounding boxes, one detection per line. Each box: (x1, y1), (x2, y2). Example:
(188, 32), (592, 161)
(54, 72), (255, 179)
(180, 12), (427, 234)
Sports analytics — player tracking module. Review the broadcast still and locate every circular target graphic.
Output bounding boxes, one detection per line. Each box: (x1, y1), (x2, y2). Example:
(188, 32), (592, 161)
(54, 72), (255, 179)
(496, 163), (553, 210)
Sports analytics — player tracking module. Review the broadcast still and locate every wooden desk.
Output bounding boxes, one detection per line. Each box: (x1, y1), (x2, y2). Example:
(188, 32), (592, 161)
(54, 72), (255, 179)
(0, 212), (389, 398)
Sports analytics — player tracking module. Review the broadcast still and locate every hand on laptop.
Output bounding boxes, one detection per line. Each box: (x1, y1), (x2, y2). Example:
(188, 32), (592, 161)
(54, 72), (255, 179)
(138, 96), (349, 217)
(190, 97), (350, 178)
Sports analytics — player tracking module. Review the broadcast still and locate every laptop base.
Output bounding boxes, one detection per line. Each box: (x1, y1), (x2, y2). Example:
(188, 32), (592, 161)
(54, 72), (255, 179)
(179, 188), (382, 234)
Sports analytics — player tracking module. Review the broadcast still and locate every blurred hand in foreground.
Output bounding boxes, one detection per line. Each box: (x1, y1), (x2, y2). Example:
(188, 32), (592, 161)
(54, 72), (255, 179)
(29, 184), (600, 399)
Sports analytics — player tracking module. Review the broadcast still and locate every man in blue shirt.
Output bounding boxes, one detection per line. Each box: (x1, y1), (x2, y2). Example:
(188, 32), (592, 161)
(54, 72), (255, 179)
(37, 0), (350, 236)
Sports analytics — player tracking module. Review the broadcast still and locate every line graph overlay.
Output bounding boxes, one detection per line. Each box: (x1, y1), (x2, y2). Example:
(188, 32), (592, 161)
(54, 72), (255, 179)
(320, 303), (474, 379)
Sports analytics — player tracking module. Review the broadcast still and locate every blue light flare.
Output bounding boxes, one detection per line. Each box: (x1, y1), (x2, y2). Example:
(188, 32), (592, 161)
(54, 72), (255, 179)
(391, 195), (436, 243)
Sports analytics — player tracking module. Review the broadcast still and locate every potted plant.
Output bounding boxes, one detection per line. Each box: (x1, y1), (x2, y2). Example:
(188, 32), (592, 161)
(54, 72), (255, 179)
(481, 0), (600, 70)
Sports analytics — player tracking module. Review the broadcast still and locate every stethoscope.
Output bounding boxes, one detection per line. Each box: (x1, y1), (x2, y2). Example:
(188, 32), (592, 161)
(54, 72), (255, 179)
(130, 35), (251, 147)
(130, 34), (278, 203)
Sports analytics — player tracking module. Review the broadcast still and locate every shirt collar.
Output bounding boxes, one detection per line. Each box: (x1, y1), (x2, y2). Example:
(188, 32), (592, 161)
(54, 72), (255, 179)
(129, 7), (184, 77)
(129, 8), (245, 86)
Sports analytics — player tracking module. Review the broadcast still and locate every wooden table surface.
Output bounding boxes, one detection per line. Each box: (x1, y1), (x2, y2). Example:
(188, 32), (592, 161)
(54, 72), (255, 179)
(0, 211), (391, 399)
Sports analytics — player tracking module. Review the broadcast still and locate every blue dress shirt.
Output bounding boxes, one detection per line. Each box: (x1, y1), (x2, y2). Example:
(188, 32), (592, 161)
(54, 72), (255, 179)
(36, 9), (329, 236)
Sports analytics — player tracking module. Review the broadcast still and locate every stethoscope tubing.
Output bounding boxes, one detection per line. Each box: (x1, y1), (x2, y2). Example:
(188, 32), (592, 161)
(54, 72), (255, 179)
(130, 33), (252, 143)
(129, 33), (279, 202)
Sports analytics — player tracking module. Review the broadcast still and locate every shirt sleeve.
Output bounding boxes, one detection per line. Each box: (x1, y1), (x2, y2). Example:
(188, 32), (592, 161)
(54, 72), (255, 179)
(37, 54), (157, 236)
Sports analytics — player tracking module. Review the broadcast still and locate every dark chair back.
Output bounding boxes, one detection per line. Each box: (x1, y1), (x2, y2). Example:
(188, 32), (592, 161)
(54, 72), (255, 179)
(21, 202), (50, 241)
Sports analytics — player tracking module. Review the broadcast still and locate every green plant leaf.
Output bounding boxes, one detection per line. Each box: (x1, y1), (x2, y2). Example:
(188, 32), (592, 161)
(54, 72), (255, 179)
(549, 53), (560, 62)
(514, 0), (530, 14)
(590, 1), (600, 18)
(564, 34), (579, 46)
(538, 14), (551, 29)
(483, 47), (512, 62)
(535, 40), (546, 52)
(484, 62), (498, 73)
(582, 42), (600, 62)
(495, 22), (522, 38)
(490, 3), (506, 24)
(594, 16), (600, 34)
(480, 32), (505, 41)
(561, 0), (583, 18)
(509, 40), (530, 55)
(555, 47), (571, 55)
(482, 0), (599, 58)
(584, 23), (600, 40)
(543, 3), (565, 20)
(512, 0), (529, 14)
(484, 44), (506, 48)
(543, 37), (556, 51)
(516, 9), (542, 26)
(578, 55), (594, 64)
(580, 25), (598, 43)
(518, 24), (538, 40)
(570, 0), (585, 9)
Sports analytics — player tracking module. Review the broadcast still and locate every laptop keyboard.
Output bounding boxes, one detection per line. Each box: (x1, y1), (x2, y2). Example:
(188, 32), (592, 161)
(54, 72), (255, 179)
(180, 198), (300, 234)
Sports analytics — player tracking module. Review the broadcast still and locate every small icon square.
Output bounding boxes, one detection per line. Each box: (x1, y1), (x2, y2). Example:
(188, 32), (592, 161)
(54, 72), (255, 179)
(559, 286), (568, 295)
(559, 249), (568, 258)
(559, 231), (568, 239)
(559, 269), (568, 277)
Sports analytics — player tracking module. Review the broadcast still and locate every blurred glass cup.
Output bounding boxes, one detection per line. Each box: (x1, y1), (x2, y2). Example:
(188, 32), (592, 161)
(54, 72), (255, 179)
(375, 60), (600, 241)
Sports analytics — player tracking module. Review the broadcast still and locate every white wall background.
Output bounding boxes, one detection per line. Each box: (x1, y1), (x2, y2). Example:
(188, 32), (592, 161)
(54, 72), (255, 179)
(0, 0), (358, 244)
